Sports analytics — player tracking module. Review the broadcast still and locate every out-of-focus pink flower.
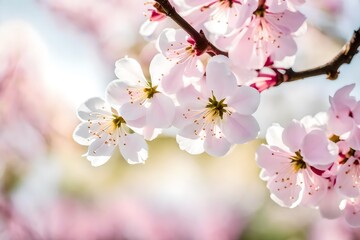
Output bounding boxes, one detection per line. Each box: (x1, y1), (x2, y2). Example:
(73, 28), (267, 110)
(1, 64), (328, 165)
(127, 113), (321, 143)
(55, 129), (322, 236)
(0, 21), (51, 161)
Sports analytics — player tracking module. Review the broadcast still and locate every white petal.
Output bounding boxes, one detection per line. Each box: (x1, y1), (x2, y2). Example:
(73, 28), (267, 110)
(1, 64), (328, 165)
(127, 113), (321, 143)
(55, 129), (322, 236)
(77, 97), (112, 121)
(222, 113), (259, 144)
(149, 53), (173, 87)
(106, 80), (131, 107)
(265, 124), (289, 151)
(114, 57), (147, 86)
(119, 133), (148, 164)
(87, 138), (116, 167)
(176, 135), (204, 155)
(227, 86), (260, 115)
(73, 122), (92, 146)
(139, 20), (159, 38)
(146, 93), (175, 128)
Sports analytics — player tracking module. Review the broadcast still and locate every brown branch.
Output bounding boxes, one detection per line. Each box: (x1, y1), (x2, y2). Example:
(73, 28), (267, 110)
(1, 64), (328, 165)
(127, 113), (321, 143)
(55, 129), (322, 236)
(278, 27), (360, 85)
(155, 0), (360, 85)
(154, 0), (228, 56)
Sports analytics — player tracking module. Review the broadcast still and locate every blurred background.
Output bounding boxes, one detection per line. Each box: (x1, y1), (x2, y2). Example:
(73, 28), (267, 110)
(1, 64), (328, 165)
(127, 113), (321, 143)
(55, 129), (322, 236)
(0, 0), (360, 239)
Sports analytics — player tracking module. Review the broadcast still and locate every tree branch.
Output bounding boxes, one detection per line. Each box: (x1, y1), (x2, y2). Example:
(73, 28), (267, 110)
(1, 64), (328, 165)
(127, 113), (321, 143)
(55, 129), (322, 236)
(277, 28), (360, 85)
(154, 0), (228, 56)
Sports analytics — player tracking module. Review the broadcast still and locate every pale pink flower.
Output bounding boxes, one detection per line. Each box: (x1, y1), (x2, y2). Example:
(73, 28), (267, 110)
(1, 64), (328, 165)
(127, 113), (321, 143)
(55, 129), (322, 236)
(175, 55), (260, 157)
(328, 84), (360, 150)
(106, 56), (175, 140)
(156, 28), (204, 94)
(256, 118), (339, 208)
(229, 2), (306, 69)
(183, 0), (258, 35)
(73, 97), (148, 166)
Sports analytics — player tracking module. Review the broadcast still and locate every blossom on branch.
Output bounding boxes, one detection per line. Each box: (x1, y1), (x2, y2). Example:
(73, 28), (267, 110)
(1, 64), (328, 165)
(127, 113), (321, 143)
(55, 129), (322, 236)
(73, 97), (148, 166)
(175, 55), (260, 156)
(106, 56), (175, 140)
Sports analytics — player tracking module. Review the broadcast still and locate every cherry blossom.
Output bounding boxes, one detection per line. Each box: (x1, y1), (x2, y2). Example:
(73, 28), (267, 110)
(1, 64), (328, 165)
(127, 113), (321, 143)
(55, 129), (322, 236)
(175, 55), (260, 157)
(106, 56), (175, 140)
(328, 84), (360, 150)
(228, 1), (306, 69)
(256, 117), (339, 208)
(156, 28), (204, 94)
(183, 0), (258, 35)
(73, 97), (148, 166)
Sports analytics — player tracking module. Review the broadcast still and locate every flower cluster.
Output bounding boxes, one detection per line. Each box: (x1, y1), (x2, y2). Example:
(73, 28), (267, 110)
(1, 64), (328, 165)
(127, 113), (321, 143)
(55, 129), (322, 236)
(76, 0), (315, 164)
(72, 0), (360, 228)
(256, 84), (360, 227)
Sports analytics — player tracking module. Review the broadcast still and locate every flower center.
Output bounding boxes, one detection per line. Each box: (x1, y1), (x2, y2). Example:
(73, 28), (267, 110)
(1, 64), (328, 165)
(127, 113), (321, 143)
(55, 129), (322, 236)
(144, 85), (159, 99)
(112, 115), (126, 129)
(290, 151), (306, 173)
(205, 94), (228, 119)
(254, 4), (266, 17)
(340, 148), (356, 164)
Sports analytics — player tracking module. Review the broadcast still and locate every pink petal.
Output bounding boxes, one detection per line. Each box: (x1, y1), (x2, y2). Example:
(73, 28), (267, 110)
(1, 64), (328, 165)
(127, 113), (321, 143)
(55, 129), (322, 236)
(347, 127), (360, 150)
(299, 169), (328, 207)
(206, 55), (237, 99)
(344, 198), (360, 227)
(282, 120), (306, 152)
(146, 93), (175, 128)
(267, 171), (301, 208)
(256, 145), (292, 175)
(336, 157), (360, 198)
(178, 123), (202, 140)
(227, 86), (260, 115)
(203, 134), (232, 157)
(301, 129), (338, 167)
(119, 102), (146, 122)
(222, 113), (259, 144)
(317, 186), (345, 219)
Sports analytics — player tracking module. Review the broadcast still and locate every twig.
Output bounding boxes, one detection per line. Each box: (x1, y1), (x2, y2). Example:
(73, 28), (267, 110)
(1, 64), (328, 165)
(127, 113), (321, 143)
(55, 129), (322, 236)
(154, 0), (228, 56)
(154, 0), (360, 84)
(278, 28), (360, 84)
